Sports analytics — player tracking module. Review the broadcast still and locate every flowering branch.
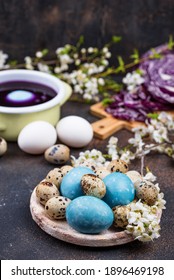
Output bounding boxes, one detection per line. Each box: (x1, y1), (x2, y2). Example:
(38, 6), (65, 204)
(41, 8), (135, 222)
(71, 112), (171, 242)
(1, 35), (174, 104)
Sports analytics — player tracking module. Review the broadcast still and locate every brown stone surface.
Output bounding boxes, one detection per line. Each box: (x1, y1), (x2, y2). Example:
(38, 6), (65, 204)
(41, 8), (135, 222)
(0, 100), (174, 259)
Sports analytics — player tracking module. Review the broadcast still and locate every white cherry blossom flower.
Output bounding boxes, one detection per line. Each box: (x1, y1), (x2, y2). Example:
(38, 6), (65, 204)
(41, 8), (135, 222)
(24, 56), (34, 70)
(128, 133), (144, 149)
(59, 54), (73, 66)
(55, 47), (64, 55)
(107, 137), (119, 160)
(125, 190), (165, 242)
(98, 78), (105, 86)
(71, 149), (106, 167)
(143, 172), (157, 182)
(37, 63), (50, 73)
(102, 47), (109, 53)
(120, 150), (135, 163)
(123, 71), (144, 92)
(35, 51), (43, 58)
(81, 48), (86, 54)
(88, 47), (94, 53)
(0, 50), (8, 69)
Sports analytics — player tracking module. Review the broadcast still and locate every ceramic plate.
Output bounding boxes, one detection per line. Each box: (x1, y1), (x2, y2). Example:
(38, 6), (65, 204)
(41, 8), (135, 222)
(30, 188), (134, 247)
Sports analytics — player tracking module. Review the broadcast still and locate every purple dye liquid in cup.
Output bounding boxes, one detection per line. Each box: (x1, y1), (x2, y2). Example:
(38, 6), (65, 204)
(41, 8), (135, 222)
(0, 81), (57, 107)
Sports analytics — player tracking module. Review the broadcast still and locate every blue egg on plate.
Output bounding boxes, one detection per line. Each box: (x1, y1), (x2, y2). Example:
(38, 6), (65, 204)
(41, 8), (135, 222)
(103, 172), (135, 208)
(66, 196), (114, 234)
(60, 166), (95, 200)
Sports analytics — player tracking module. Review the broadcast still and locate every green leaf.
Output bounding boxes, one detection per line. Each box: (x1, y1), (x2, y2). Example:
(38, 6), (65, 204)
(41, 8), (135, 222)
(115, 56), (125, 73)
(112, 36), (122, 43)
(145, 166), (152, 173)
(76, 35), (84, 48)
(135, 68), (144, 75)
(105, 79), (123, 91)
(42, 49), (49, 56)
(168, 35), (174, 50)
(147, 112), (159, 119)
(149, 48), (163, 59)
(9, 60), (18, 66)
(102, 97), (114, 106)
(130, 49), (140, 63)
(165, 147), (173, 157)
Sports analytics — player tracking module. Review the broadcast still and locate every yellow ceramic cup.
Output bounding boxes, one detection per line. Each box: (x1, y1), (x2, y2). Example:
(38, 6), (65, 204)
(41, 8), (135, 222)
(0, 69), (72, 141)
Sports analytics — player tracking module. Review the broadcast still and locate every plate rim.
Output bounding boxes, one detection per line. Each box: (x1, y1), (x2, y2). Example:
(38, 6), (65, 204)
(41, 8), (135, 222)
(30, 188), (134, 247)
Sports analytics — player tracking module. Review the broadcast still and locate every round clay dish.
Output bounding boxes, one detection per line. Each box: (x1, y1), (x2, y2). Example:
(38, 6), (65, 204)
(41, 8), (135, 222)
(30, 188), (134, 247)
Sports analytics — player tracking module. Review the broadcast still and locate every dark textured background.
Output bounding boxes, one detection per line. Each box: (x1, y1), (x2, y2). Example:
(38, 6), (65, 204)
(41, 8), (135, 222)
(0, 0), (174, 260)
(0, 0), (174, 62)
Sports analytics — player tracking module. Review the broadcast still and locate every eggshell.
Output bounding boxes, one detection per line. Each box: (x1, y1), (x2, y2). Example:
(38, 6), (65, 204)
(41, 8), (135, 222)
(81, 174), (106, 199)
(126, 170), (143, 186)
(60, 166), (95, 200)
(18, 121), (57, 154)
(135, 180), (158, 206)
(95, 167), (110, 179)
(0, 137), (7, 156)
(112, 205), (130, 228)
(44, 144), (70, 164)
(45, 168), (63, 188)
(45, 196), (71, 220)
(103, 172), (135, 208)
(36, 181), (59, 205)
(56, 116), (93, 148)
(60, 165), (73, 176)
(66, 196), (114, 234)
(107, 159), (129, 173)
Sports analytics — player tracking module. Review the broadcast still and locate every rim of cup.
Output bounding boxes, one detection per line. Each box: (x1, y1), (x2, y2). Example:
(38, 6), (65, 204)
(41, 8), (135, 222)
(0, 69), (65, 114)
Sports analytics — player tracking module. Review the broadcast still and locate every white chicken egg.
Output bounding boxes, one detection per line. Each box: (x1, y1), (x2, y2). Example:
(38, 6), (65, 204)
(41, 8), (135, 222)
(56, 116), (93, 148)
(18, 121), (57, 154)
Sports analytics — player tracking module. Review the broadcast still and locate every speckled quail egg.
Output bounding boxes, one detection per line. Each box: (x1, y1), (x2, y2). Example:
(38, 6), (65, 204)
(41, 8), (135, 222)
(45, 196), (71, 220)
(112, 205), (130, 228)
(107, 159), (129, 173)
(60, 165), (73, 176)
(45, 168), (63, 188)
(77, 160), (97, 172)
(81, 174), (106, 199)
(135, 180), (158, 206)
(36, 181), (59, 205)
(126, 170), (143, 187)
(60, 166), (95, 200)
(95, 167), (110, 179)
(44, 144), (70, 164)
(0, 137), (7, 156)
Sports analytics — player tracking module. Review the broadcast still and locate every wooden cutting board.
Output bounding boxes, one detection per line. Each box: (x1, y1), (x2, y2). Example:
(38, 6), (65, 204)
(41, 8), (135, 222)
(90, 102), (174, 140)
(90, 102), (144, 139)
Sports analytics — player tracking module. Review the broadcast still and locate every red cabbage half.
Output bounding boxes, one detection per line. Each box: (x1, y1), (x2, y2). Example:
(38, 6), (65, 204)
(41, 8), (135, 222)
(106, 44), (174, 121)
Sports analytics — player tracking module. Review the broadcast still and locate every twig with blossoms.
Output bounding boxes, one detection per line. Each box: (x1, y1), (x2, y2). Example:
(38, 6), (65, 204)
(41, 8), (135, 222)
(0, 36), (123, 102)
(1, 35), (174, 103)
(71, 112), (170, 242)
(71, 112), (174, 174)
(126, 191), (166, 242)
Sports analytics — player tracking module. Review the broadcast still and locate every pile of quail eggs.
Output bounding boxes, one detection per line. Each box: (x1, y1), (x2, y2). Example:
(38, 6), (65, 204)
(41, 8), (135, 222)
(35, 158), (160, 235)
(1, 118), (160, 236)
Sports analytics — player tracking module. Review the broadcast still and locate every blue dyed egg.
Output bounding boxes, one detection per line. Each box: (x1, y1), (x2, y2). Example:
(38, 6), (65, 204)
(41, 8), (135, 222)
(66, 196), (114, 234)
(103, 172), (135, 208)
(60, 166), (95, 200)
